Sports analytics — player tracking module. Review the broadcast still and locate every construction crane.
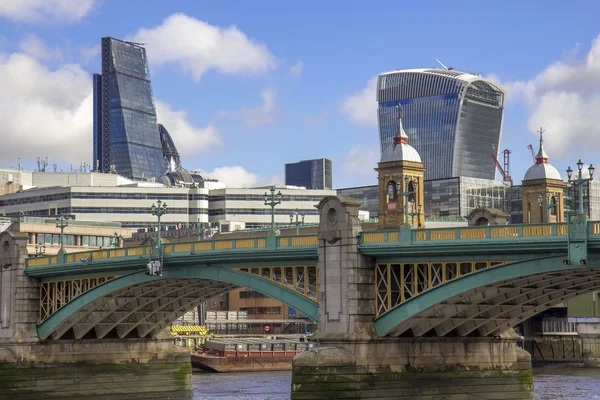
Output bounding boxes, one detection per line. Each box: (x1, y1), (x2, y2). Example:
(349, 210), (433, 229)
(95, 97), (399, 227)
(527, 144), (536, 163)
(490, 149), (512, 184)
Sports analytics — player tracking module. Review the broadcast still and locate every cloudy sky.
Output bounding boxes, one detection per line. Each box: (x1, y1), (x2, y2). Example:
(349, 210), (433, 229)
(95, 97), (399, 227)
(0, 1), (599, 187)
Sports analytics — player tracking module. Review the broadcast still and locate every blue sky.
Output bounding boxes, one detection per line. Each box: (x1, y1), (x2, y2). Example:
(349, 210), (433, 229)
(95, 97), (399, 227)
(0, 1), (599, 188)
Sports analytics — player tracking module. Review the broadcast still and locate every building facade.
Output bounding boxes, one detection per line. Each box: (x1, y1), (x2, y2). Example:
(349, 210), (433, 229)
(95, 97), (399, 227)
(285, 158), (332, 190)
(0, 171), (335, 230)
(376, 69), (506, 180)
(1, 216), (131, 257)
(94, 37), (164, 180)
(336, 185), (379, 218)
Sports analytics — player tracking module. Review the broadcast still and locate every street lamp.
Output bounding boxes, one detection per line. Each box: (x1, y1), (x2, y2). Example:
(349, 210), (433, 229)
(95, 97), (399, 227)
(264, 187), (282, 234)
(407, 202), (423, 227)
(289, 208), (305, 235)
(399, 175), (420, 226)
(151, 199), (168, 255)
(567, 160), (595, 217)
(55, 215), (69, 254)
(538, 191), (559, 223)
(110, 232), (123, 248)
(34, 242), (46, 258)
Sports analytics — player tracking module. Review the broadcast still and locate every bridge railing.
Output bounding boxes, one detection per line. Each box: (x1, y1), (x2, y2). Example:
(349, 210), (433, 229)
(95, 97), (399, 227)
(25, 234), (319, 268)
(361, 222), (571, 246)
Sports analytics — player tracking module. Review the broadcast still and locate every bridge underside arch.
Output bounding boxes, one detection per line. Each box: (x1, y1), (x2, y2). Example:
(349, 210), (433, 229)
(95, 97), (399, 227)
(374, 256), (600, 337)
(38, 266), (319, 340)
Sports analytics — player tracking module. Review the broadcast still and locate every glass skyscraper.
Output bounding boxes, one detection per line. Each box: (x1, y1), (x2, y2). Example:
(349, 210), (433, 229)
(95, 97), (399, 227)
(285, 158), (332, 190)
(377, 69), (506, 181)
(93, 37), (164, 180)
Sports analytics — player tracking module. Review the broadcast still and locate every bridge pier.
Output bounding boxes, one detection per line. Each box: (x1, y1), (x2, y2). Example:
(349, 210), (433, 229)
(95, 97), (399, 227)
(0, 231), (192, 400)
(291, 196), (534, 399)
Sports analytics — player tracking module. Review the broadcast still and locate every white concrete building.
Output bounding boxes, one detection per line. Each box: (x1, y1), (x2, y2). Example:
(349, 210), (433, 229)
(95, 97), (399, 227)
(0, 170), (335, 231)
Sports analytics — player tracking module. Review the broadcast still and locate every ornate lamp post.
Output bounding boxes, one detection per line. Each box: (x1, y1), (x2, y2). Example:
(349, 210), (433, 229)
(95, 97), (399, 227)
(567, 160), (595, 217)
(538, 191), (559, 223)
(289, 209), (305, 235)
(399, 175), (419, 226)
(151, 199), (168, 256)
(55, 215), (69, 254)
(264, 187), (282, 234)
(407, 201), (422, 227)
(34, 242), (46, 258)
(110, 232), (123, 248)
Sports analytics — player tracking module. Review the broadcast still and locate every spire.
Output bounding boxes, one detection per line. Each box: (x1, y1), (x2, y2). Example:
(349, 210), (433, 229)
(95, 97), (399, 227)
(393, 106), (408, 145)
(535, 127), (549, 164)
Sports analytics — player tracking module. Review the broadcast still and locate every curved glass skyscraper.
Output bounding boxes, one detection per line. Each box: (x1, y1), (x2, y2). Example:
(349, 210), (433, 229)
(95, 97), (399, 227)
(377, 69), (506, 180)
(93, 37), (164, 180)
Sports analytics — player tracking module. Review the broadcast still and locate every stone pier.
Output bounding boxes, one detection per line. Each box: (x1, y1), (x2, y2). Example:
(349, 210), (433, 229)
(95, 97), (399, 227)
(291, 196), (534, 399)
(0, 231), (192, 400)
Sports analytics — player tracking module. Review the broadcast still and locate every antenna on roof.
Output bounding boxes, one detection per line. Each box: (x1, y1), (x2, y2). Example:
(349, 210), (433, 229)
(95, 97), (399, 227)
(435, 58), (449, 70)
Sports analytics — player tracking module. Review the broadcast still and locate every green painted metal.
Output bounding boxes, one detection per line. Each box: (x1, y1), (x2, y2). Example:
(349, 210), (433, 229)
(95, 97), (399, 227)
(373, 256), (596, 337)
(37, 266), (319, 340)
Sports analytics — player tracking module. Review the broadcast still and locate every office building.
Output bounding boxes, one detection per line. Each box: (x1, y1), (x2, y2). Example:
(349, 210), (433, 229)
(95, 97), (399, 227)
(0, 170), (335, 230)
(285, 158), (332, 189)
(1, 216), (132, 257)
(424, 177), (510, 219)
(336, 185), (379, 218)
(93, 37), (164, 180)
(376, 69), (506, 180)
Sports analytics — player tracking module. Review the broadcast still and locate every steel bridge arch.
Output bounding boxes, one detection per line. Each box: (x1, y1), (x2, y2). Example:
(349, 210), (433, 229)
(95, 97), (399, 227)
(38, 265), (319, 340)
(374, 256), (600, 337)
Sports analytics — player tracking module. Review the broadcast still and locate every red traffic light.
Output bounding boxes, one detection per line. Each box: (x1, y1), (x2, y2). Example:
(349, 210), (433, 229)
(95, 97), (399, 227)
(264, 325), (271, 333)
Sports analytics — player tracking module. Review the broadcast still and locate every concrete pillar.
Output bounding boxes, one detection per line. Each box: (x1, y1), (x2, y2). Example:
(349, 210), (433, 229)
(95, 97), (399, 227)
(574, 319), (600, 367)
(291, 196), (533, 399)
(0, 231), (192, 399)
(313, 195), (376, 338)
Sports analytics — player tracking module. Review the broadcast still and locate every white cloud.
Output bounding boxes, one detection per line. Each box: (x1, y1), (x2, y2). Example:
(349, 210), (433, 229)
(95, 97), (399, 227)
(500, 34), (600, 157)
(0, 0), (97, 22)
(19, 34), (63, 61)
(201, 166), (283, 188)
(156, 101), (222, 155)
(340, 76), (378, 127)
(130, 13), (277, 82)
(342, 144), (379, 184)
(216, 88), (276, 128)
(290, 61), (303, 77)
(80, 44), (100, 63)
(0, 52), (92, 164)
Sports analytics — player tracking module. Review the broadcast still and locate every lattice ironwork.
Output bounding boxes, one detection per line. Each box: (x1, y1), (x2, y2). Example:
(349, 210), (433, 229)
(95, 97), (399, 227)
(100, 37), (112, 173)
(375, 260), (506, 317)
(236, 265), (318, 302)
(39, 276), (117, 322)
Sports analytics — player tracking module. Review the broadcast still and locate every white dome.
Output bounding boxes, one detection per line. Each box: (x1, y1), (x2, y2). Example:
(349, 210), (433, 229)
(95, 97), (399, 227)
(380, 143), (421, 163)
(524, 163), (561, 181)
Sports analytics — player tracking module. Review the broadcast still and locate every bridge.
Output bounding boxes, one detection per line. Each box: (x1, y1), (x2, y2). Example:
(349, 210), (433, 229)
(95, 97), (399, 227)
(3, 196), (600, 399)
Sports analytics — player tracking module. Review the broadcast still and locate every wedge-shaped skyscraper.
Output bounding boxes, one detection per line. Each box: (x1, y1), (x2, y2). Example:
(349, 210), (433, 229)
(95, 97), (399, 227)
(93, 37), (164, 180)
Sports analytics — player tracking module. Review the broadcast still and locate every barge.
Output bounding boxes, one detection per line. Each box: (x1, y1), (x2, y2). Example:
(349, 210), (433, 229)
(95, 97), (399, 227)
(191, 337), (313, 372)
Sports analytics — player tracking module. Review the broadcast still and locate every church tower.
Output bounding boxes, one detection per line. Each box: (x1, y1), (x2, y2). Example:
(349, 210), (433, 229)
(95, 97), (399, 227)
(375, 107), (425, 229)
(522, 128), (566, 223)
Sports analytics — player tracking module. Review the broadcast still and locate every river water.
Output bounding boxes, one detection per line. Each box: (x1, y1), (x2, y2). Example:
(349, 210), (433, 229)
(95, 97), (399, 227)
(191, 365), (600, 399)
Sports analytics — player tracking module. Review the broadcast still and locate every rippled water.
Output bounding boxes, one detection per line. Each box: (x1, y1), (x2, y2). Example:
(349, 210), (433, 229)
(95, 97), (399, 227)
(192, 366), (600, 399)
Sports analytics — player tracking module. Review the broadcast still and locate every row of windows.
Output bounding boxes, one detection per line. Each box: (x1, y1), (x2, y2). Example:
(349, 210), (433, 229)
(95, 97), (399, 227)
(71, 192), (191, 200)
(209, 194), (325, 202)
(238, 307), (282, 315)
(71, 207), (190, 214)
(239, 291), (268, 299)
(35, 234), (114, 247)
(0, 193), (70, 207)
(209, 208), (319, 216)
